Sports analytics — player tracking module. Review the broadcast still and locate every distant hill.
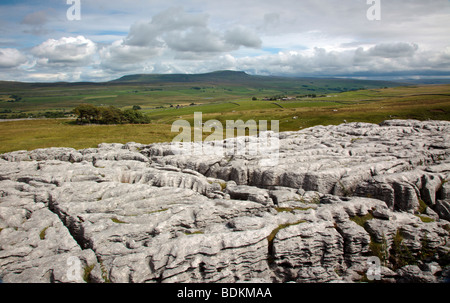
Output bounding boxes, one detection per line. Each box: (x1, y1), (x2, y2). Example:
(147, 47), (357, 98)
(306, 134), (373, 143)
(110, 70), (404, 89)
(110, 70), (399, 86)
(110, 70), (252, 84)
(397, 79), (450, 85)
(0, 70), (406, 90)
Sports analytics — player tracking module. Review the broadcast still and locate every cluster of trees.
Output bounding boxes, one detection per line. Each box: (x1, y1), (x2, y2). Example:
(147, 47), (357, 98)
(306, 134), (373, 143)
(0, 110), (70, 120)
(8, 95), (23, 103)
(73, 104), (150, 125)
(296, 94), (317, 98)
(0, 112), (30, 119)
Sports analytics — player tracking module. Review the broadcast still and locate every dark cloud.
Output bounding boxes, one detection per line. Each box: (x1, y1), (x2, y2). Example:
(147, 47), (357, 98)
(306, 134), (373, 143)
(224, 26), (262, 49)
(20, 9), (54, 35)
(367, 43), (419, 58)
(21, 10), (48, 26)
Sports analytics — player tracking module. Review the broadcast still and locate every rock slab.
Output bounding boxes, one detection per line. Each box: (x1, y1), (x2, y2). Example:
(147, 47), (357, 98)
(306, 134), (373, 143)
(0, 119), (449, 283)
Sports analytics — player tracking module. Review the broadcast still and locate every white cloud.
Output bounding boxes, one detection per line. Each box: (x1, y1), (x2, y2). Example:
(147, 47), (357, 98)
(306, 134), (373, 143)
(124, 7), (209, 47)
(231, 42), (450, 77)
(1, 1), (449, 81)
(99, 39), (163, 72)
(124, 7), (262, 55)
(31, 36), (96, 66)
(90, 6), (265, 75)
(22, 72), (74, 82)
(0, 48), (27, 68)
(164, 27), (227, 53)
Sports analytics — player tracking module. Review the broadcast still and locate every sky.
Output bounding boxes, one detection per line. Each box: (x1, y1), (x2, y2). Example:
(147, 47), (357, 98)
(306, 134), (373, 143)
(0, 0), (449, 82)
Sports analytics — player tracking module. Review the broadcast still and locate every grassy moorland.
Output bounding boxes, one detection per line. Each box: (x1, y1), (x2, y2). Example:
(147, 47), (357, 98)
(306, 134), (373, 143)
(0, 71), (401, 116)
(0, 72), (449, 154)
(140, 83), (450, 131)
(0, 119), (173, 153)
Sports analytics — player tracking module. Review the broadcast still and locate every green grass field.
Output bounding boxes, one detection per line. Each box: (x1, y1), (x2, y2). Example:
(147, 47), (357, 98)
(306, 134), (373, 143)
(0, 120), (174, 153)
(0, 71), (403, 115)
(0, 79), (449, 154)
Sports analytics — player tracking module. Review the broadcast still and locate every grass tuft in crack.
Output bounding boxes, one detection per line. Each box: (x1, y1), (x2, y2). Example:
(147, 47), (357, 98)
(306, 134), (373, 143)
(267, 220), (307, 265)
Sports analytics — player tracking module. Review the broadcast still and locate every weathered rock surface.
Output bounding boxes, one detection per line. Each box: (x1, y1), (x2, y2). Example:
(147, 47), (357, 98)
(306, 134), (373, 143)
(0, 119), (449, 283)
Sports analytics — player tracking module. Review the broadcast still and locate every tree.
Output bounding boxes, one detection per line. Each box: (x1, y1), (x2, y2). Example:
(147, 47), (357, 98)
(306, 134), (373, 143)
(9, 95), (22, 102)
(122, 109), (150, 124)
(73, 104), (150, 125)
(132, 105), (142, 110)
(74, 104), (100, 124)
(99, 106), (122, 124)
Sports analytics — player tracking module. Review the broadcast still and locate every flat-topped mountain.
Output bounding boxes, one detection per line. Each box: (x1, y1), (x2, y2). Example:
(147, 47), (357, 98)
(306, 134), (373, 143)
(0, 70), (402, 90)
(109, 70), (402, 89)
(111, 70), (251, 83)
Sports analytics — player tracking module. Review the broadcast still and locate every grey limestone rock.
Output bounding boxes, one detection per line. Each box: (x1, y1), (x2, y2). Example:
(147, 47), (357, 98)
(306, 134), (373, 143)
(396, 265), (437, 283)
(1, 120), (449, 283)
(435, 199), (450, 221)
(225, 184), (273, 205)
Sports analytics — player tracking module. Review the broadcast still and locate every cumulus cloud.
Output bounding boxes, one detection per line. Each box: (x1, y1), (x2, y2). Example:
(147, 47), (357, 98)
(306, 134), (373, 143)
(124, 21), (162, 48)
(0, 48), (27, 68)
(124, 7), (209, 47)
(164, 27), (222, 53)
(353, 42), (420, 67)
(232, 42), (450, 78)
(1, 1), (449, 81)
(31, 36), (97, 66)
(224, 26), (262, 49)
(99, 39), (163, 72)
(365, 43), (419, 58)
(124, 7), (262, 56)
